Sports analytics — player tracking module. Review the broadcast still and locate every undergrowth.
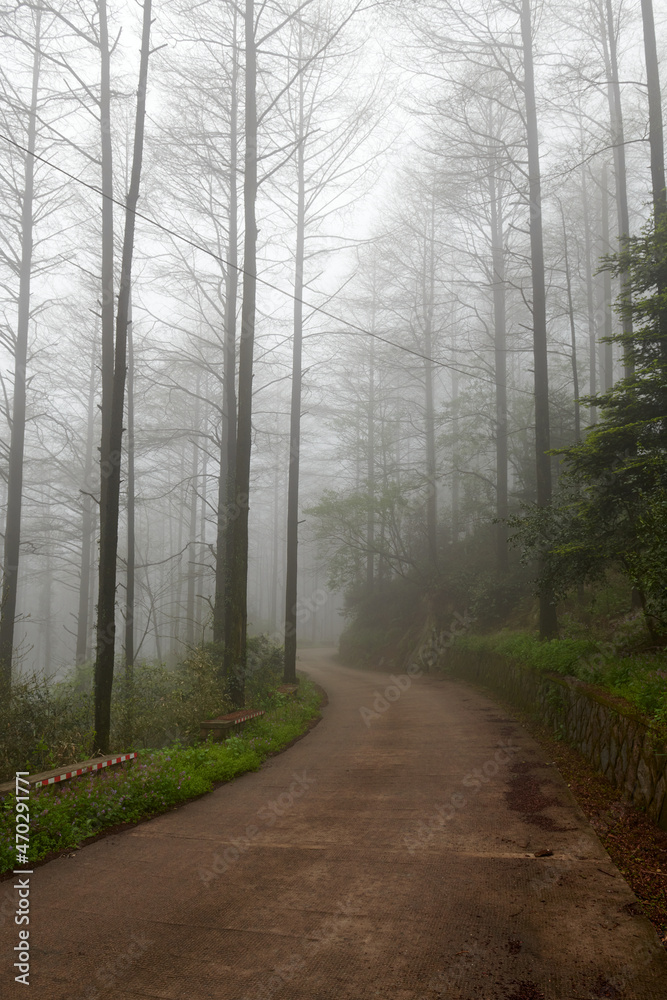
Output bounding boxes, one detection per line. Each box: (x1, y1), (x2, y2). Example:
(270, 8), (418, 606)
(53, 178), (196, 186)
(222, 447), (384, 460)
(0, 675), (322, 874)
(0, 636), (283, 783)
(452, 631), (667, 729)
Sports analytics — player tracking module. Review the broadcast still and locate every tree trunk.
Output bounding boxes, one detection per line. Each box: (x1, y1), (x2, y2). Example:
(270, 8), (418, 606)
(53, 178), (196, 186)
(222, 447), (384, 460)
(520, 0), (558, 639)
(197, 419), (208, 643)
(600, 163), (614, 391)
(213, 6), (239, 650)
(0, 8), (41, 689)
(123, 299), (135, 745)
(76, 334), (98, 666)
(284, 48), (306, 685)
(602, 0), (633, 376)
(560, 204), (581, 442)
(224, 0), (257, 707)
(124, 295), (135, 672)
(270, 461), (280, 630)
(580, 156), (597, 423)
(366, 334), (375, 593)
(640, 0), (666, 221)
(94, 0), (152, 753)
(489, 159), (508, 573)
(186, 385), (201, 647)
(423, 194), (437, 570)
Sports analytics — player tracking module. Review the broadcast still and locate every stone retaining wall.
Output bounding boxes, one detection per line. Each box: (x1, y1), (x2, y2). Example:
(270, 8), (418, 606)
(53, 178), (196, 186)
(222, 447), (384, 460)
(442, 646), (667, 831)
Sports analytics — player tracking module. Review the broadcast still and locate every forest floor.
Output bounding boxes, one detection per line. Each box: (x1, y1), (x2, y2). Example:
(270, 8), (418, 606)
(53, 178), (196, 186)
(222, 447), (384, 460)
(1, 649), (665, 999)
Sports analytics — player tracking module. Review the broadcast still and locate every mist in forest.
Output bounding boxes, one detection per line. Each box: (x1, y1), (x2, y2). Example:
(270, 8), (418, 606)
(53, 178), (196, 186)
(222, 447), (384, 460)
(0, 0), (665, 728)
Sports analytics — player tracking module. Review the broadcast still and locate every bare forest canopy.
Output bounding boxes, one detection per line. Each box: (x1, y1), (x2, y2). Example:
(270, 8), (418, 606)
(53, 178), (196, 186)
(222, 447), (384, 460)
(1, 0), (666, 748)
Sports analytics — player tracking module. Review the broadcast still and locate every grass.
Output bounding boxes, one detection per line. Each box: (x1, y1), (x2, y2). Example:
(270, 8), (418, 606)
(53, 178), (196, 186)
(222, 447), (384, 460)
(0, 675), (322, 875)
(452, 631), (667, 727)
(0, 636), (288, 783)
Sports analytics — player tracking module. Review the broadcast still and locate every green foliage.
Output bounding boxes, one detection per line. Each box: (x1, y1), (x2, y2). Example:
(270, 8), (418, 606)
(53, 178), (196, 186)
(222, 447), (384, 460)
(306, 480), (428, 598)
(455, 632), (597, 675)
(113, 646), (231, 750)
(0, 636), (285, 782)
(453, 631), (667, 723)
(244, 634), (285, 709)
(510, 213), (667, 637)
(0, 677), (322, 873)
(338, 581), (421, 666)
(0, 673), (97, 785)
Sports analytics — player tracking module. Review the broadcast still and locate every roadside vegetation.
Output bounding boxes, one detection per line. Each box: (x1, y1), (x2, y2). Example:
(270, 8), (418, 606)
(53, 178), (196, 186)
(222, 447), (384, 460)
(0, 673), (322, 875)
(0, 636), (282, 784)
(452, 630), (667, 731)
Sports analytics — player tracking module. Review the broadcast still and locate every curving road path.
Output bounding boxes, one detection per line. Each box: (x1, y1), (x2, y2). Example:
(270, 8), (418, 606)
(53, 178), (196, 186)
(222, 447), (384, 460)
(1, 649), (666, 999)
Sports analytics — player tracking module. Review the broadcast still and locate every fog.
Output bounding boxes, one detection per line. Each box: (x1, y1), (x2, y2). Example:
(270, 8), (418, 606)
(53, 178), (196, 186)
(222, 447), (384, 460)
(0, 0), (664, 689)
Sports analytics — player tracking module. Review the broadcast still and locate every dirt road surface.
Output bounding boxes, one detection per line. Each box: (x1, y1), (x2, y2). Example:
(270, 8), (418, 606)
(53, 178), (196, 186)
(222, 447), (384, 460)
(1, 649), (666, 998)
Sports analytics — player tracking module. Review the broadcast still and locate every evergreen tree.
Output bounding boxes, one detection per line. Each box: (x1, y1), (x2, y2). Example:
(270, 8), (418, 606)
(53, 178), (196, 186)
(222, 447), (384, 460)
(513, 214), (667, 638)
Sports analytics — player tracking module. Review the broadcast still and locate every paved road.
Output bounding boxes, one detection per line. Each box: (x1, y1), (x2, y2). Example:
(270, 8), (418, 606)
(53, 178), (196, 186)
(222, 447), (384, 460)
(2, 649), (666, 999)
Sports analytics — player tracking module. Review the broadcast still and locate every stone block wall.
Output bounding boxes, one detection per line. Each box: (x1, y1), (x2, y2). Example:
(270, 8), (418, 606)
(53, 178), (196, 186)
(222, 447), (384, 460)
(443, 646), (667, 831)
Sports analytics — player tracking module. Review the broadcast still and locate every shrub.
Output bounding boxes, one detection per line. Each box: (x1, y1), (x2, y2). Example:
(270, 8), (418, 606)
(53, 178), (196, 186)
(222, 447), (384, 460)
(0, 635), (285, 782)
(0, 675), (322, 873)
(451, 631), (667, 723)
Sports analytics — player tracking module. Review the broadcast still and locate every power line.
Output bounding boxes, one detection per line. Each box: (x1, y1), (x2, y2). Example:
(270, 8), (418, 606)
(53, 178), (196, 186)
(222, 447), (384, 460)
(1, 131), (536, 398)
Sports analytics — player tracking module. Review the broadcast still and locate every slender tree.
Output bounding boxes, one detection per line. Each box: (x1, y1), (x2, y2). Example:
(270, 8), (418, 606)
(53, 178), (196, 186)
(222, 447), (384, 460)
(0, 7), (41, 688)
(520, 0), (557, 638)
(224, 0), (257, 707)
(94, 0), (152, 753)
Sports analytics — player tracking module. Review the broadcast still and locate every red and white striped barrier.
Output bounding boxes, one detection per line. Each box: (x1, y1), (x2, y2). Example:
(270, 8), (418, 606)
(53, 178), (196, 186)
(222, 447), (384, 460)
(33, 753), (138, 788)
(0, 753), (140, 797)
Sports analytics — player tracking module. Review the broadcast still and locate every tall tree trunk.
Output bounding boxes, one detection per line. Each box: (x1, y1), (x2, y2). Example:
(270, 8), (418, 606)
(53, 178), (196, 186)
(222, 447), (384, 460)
(284, 49), (306, 685)
(186, 385), (201, 647)
(94, 0), (152, 753)
(224, 0), (257, 707)
(99, 0), (115, 530)
(600, 163), (614, 391)
(196, 419), (208, 643)
(560, 204), (581, 442)
(214, 6), (239, 650)
(0, 8), (41, 689)
(521, 0), (558, 639)
(489, 160), (508, 573)
(270, 460), (280, 630)
(366, 334), (375, 593)
(640, 0), (666, 221)
(124, 295), (135, 671)
(639, 0), (667, 358)
(76, 334), (98, 666)
(87, 501), (97, 663)
(123, 300), (135, 745)
(423, 194), (437, 571)
(41, 506), (53, 674)
(172, 443), (186, 650)
(602, 0), (634, 376)
(580, 156), (597, 423)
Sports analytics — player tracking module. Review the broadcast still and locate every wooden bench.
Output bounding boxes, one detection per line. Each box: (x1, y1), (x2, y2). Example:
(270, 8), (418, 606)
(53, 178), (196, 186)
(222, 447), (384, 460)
(277, 684), (299, 698)
(200, 708), (265, 742)
(0, 752), (139, 798)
